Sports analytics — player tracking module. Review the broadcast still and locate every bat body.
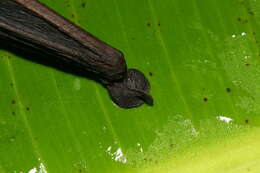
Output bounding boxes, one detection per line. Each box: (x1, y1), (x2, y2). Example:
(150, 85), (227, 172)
(0, 0), (153, 108)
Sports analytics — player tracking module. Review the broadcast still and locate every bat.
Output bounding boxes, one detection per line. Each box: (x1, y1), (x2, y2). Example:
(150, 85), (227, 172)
(0, 0), (153, 108)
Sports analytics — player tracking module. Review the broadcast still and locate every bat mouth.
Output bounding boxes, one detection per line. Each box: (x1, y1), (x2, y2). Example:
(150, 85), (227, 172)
(106, 69), (153, 108)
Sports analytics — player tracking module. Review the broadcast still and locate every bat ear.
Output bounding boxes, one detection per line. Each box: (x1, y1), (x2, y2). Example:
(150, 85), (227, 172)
(137, 90), (153, 106)
(106, 69), (153, 108)
(107, 86), (153, 108)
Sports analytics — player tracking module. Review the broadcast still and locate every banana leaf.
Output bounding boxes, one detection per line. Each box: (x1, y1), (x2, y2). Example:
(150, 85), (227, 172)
(0, 0), (260, 172)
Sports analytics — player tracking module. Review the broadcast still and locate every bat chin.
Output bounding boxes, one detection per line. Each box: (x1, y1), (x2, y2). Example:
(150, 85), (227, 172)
(106, 69), (153, 108)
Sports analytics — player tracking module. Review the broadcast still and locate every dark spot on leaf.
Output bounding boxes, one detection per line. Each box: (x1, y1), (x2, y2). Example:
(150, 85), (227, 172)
(149, 72), (153, 76)
(65, 0), (70, 7)
(10, 83), (13, 87)
(81, 3), (86, 8)
(169, 143), (174, 148)
(79, 169), (82, 172)
(71, 14), (75, 18)
(158, 22), (161, 27)
(203, 97), (208, 102)
(237, 17), (248, 24)
(11, 100), (16, 104)
(253, 32), (256, 35)
(245, 63), (250, 66)
(12, 111), (15, 115)
(249, 11), (254, 15)
(147, 22), (151, 27)
(248, 8), (254, 16)
(226, 88), (231, 93)
(26, 107), (30, 111)
(131, 37), (135, 40)
(245, 119), (249, 124)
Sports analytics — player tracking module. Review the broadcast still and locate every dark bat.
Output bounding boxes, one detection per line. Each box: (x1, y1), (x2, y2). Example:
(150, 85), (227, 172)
(0, 0), (153, 108)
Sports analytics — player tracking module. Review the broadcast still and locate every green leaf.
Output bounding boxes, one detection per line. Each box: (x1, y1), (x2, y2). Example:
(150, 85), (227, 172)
(1, 0), (260, 172)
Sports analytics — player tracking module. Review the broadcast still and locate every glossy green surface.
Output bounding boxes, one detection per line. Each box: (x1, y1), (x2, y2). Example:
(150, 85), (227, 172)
(0, 0), (260, 172)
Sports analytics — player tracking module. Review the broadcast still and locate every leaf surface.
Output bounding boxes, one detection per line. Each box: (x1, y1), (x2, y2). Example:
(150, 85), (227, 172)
(0, 0), (260, 172)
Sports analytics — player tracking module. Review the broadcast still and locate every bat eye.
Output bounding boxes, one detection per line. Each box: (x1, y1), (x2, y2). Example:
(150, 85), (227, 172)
(107, 69), (153, 108)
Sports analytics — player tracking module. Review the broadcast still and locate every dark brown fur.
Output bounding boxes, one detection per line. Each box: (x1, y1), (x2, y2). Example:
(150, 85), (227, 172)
(0, 0), (153, 108)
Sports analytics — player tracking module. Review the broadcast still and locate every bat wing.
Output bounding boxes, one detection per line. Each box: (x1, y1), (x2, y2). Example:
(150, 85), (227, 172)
(0, 0), (126, 82)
